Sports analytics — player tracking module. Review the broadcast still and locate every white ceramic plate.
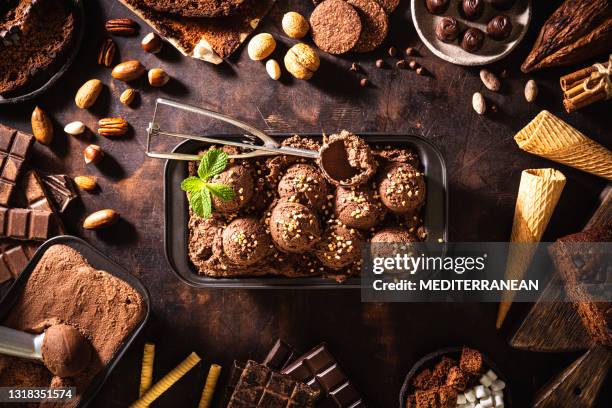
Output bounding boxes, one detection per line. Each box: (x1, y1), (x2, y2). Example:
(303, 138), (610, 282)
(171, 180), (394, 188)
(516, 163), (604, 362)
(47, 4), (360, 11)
(411, 0), (531, 66)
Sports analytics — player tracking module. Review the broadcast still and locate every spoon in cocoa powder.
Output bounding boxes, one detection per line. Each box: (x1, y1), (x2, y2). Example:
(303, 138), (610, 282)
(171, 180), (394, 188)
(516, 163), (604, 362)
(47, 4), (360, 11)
(0, 323), (92, 377)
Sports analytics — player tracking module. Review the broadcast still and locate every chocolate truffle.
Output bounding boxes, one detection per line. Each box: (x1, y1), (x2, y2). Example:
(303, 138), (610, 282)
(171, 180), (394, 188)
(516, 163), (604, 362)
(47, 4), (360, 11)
(269, 201), (321, 253)
(461, 0), (484, 21)
(486, 15), (513, 41)
(435, 16), (460, 43)
(41, 324), (92, 378)
(485, 0), (515, 10)
(278, 164), (329, 210)
(378, 163), (426, 213)
(210, 164), (254, 214)
(370, 227), (418, 259)
(460, 28), (485, 53)
(334, 185), (383, 230)
(222, 218), (271, 266)
(319, 131), (377, 186)
(425, 0), (450, 15)
(315, 224), (363, 269)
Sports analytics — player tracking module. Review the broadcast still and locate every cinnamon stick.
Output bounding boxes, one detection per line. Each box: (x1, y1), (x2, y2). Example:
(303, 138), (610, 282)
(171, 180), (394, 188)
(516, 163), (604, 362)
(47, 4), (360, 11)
(560, 66), (596, 91)
(564, 89), (607, 113)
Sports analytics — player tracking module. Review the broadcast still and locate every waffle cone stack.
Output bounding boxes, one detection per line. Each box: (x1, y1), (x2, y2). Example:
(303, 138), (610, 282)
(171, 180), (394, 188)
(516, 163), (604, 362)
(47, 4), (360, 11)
(515, 111), (612, 181)
(496, 168), (566, 329)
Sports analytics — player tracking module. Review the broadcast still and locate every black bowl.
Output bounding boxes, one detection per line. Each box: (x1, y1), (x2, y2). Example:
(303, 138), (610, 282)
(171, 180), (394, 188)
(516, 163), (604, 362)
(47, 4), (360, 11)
(399, 346), (512, 408)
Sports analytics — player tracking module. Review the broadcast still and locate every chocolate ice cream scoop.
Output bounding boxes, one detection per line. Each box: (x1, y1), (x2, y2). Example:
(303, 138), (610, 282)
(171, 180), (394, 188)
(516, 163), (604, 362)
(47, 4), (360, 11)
(278, 164), (329, 210)
(315, 224), (364, 269)
(378, 162), (426, 213)
(0, 323), (91, 378)
(319, 131), (377, 187)
(269, 201), (321, 253)
(334, 185), (384, 230)
(222, 217), (271, 266)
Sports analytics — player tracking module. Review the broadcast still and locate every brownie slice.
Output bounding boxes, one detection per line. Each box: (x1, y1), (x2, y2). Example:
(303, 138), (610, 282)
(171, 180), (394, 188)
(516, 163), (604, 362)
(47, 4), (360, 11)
(445, 366), (467, 391)
(458, 347), (482, 376)
(429, 357), (455, 387)
(0, 0), (75, 95)
(549, 222), (612, 346)
(139, 0), (248, 18)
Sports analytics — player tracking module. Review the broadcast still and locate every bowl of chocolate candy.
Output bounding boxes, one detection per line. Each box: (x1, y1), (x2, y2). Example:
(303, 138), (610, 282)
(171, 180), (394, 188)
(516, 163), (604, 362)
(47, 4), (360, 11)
(411, 0), (531, 66)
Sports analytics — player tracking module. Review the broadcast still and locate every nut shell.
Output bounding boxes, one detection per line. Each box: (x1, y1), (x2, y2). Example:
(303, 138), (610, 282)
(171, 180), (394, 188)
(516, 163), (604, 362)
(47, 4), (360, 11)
(111, 60), (146, 82)
(247, 33), (276, 61)
(31, 106), (53, 145)
(84, 145), (103, 165)
(284, 43), (320, 80)
(148, 68), (170, 87)
(282, 12), (309, 39)
(141, 32), (163, 53)
(83, 209), (119, 230)
(75, 79), (103, 109)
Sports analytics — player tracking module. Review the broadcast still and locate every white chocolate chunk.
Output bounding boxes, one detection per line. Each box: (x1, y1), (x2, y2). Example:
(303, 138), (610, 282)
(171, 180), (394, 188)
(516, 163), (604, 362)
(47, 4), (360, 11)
(457, 394), (467, 404)
(465, 389), (477, 402)
(491, 380), (506, 391)
(485, 369), (498, 381)
(480, 375), (493, 387)
(480, 396), (494, 408)
(493, 390), (503, 399)
(494, 394), (504, 407)
(475, 385), (487, 399)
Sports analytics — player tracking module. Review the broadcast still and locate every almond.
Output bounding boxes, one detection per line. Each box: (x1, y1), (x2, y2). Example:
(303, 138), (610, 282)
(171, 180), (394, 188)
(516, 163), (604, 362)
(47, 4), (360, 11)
(74, 176), (98, 191)
(64, 121), (85, 136)
(31, 106), (53, 145)
(111, 60), (145, 82)
(75, 79), (103, 109)
(120, 88), (136, 106)
(525, 79), (538, 102)
(83, 209), (119, 230)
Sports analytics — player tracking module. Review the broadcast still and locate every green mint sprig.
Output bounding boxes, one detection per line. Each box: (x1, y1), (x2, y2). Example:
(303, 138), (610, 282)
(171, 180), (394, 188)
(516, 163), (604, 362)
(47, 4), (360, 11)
(181, 149), (235, 218)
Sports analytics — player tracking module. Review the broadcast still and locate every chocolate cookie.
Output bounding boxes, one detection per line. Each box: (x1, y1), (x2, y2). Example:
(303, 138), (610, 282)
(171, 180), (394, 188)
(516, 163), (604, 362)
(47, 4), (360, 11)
(374, 0), (400, 14)
(310, 0), (362, 55)
(347, 0), (388, 53)
(139, 0), (247, 18)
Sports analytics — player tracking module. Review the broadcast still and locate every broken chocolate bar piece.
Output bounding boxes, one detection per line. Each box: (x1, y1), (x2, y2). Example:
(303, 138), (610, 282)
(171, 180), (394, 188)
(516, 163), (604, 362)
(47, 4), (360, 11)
(22, 171), (53, 212)
(263, 339), (297, 371)
(0, 124), (34, 206)
(228, 360), (318, 407)
(281, 343), (366, 407)
(0, 239), (37, 282)
(224, 360), (247, 407)
(40, 174), (77, 213)
(0, 207), (56, 240)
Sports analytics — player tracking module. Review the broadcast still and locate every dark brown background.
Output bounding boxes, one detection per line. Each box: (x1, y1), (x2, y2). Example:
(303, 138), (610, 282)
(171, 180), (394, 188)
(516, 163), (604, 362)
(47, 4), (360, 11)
(1, 0), (611, 406)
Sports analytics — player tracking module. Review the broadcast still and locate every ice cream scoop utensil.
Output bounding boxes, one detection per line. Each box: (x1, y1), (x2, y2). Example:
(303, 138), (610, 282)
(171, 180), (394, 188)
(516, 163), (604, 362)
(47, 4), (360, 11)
(146, 98), (320, 161)
(0, 325), (44, 360)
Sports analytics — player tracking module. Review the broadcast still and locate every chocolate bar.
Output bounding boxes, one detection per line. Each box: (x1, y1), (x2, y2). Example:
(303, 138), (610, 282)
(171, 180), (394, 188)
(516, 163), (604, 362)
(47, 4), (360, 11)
(0, 239), (37, 283)
(224, 360), (247, 406)
(227, 360), (318, 407)
(263, 339), (297, 371)
(0, 207), (56, 240)
(282, 344), (366, 408)
(0, 124), (34, 206)
(40, 174), (77, 213)
(23, 171), (53, 211)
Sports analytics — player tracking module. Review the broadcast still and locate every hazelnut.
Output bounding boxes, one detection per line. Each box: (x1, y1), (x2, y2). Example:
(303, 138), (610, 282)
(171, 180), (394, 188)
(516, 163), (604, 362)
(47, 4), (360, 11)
(74, 176), (97, 192)
(265, 59), (281, 80)
(284, 43), (320, 80)
(141, 32), (163, 53)
(247, 33), (276, 61)
(84, 144), (103, 165)
(282, 12), (309, 39)
(148, 68), (170, 87)
(120, 88), (136, 106)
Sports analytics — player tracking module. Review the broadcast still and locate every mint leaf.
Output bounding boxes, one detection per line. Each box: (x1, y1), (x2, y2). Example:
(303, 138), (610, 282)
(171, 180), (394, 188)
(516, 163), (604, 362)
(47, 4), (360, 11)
(198, 149), (229, 181)
(206, 183), (236, 202)
(181, 176), (205, 192)
(188, 187), (212, 218)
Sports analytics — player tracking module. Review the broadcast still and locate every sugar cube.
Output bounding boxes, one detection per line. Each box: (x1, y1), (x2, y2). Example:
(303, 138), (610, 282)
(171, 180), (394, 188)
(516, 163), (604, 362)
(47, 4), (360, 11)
(485, 369), (498, 381)
(479, 374), (493, 387)
(458, 394), (467, 404)
(491, 380), (506, 391)
(465, 389), (477, 402)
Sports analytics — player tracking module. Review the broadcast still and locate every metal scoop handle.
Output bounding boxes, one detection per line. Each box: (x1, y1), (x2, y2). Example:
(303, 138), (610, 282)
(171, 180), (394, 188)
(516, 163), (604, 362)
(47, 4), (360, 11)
(146, 98), (320, 161)
(0, 326), (43, 360)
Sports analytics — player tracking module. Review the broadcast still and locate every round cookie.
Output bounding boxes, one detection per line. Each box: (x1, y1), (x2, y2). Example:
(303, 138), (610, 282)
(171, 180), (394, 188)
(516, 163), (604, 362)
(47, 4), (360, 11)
(347, 0), (389, 53)
(374, 0), (400, 14)
(140, 0), (247, 18)
(310, 0), (362, 55)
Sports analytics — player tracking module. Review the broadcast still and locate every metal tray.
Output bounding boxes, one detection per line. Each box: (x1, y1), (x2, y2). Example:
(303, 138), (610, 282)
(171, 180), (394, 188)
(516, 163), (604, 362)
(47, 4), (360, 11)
(164, 134), (448, 289)
(399, 347), (512, 408)
(0, 235), (150, 408)
(0, 0), (85, 104)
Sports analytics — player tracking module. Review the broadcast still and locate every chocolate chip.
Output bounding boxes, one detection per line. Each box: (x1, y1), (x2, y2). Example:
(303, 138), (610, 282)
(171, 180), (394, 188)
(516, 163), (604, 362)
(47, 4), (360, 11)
(360, 78), (369, 87)
(375, 59), (384, 68)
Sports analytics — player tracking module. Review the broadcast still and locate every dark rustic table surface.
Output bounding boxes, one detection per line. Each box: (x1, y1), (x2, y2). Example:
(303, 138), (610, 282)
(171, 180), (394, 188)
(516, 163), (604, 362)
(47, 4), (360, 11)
(1, 0), (611, 407)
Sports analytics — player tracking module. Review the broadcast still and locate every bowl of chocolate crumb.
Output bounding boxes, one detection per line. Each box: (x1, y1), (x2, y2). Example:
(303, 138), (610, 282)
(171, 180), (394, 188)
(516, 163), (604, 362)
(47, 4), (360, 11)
(0, 0), (85, 104)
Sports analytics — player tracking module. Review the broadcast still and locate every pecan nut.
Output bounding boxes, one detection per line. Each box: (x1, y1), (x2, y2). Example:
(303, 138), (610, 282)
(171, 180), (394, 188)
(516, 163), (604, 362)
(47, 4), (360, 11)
(105, 18), (137, 36)
(97, 38), (116, 67)
(98, 118), (129, 137)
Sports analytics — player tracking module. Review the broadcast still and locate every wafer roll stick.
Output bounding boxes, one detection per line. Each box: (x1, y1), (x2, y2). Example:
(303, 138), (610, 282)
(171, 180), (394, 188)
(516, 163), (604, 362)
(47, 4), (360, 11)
(198, 364), (222, 408)
(496, 169), (566, 329)
(139, 343), (155, 405)
(130, 352), (201, 408)
(515, 111), (612, 180)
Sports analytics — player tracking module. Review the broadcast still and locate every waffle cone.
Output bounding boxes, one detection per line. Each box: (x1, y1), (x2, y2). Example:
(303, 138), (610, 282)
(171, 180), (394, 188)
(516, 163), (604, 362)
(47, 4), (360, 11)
(496, 168), (566, 329)
(515, 111), (612, 180)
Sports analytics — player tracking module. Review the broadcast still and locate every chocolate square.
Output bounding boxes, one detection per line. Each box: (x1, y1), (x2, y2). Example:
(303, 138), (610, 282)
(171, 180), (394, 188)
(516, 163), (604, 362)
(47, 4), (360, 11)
(284, 361), (312, 382)
(316, 364), (346, 393)
(7, 209), (28, 239)
(0, 180), (14, 206)
(4, 246), (29, 277)
(0, 125), (15, 152)
(268, 372), (294, 395)
(0, 256), (12, 283)
(291, 383), (318, 403)
(2, 156), (23, 182)
(242, 361), (270, 385)
(330, 382), (360, 406)
(259, 391), (287, 408)
(29, 211), (51, 240)
(0, 154), (6, 172)
(0, 207), (7, 235)
(305, 346), (334, 372)
(10, 132), (33, 158)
